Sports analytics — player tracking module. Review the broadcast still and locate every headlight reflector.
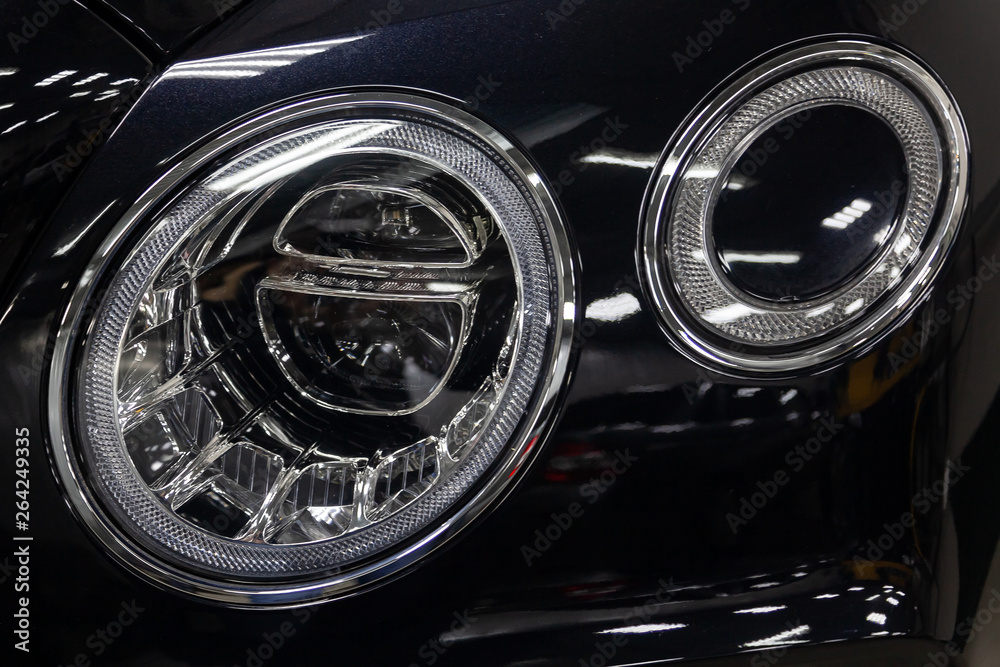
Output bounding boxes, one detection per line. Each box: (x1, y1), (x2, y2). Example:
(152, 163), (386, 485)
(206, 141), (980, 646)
(51, 93), (574, 604)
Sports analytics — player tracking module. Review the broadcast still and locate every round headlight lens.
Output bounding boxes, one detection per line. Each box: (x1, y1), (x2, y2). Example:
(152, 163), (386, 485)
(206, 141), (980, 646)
(51, 93), (574, 603)
(642, 41), (968, 372)
(710, 104), (910, 303)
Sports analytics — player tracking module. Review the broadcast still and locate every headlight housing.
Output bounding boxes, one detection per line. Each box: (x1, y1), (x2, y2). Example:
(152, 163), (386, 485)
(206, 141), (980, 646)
(642, 41), (969, 373)
(49, 93), (574, 605)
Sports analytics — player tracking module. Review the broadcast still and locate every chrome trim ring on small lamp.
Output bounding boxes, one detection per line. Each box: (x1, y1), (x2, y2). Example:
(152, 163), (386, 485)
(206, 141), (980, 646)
(641, 40), (969, 373)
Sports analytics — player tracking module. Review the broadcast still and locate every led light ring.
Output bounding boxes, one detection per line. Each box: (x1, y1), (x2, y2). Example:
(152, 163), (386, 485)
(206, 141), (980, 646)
(674, 68), (939, 338)
(49, 93), (575, 605)
(642, 41), (968, 372)
(92, 126), (544, 572)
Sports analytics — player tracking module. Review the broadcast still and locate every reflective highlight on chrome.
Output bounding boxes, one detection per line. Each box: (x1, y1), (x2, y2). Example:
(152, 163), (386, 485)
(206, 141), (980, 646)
(642, 41), (969, 373)
(49, 93), (574, 605)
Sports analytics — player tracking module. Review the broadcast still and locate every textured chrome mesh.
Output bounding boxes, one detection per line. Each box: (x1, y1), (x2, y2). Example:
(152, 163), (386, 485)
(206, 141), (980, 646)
(78, 116), (555, 576)
(667, 67), (942, 344)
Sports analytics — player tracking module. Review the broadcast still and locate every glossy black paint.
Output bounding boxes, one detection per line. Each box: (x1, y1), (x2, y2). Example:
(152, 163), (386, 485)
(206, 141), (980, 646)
(3, 1), (1000, 665)
(0, 0), (152, 302)
(89, 0), (250, 54)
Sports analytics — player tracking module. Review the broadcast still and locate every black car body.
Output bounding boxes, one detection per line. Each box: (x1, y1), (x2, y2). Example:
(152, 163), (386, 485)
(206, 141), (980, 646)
(3, 1), (1000, 665)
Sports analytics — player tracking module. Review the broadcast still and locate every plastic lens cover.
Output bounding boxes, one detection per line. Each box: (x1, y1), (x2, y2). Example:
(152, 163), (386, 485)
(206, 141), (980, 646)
(51, 94), (574, 604)
(642, 42), (968, 373)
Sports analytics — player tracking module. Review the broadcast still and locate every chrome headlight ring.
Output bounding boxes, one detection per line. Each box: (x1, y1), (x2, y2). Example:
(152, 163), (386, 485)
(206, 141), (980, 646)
(48, 92), (576, 606)
(642, 40), (969, 373)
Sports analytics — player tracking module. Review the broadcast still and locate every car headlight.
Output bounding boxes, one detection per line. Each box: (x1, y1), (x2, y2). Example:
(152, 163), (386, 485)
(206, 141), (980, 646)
(642, 41), (969, 373)
(49, 92), (575, 605)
